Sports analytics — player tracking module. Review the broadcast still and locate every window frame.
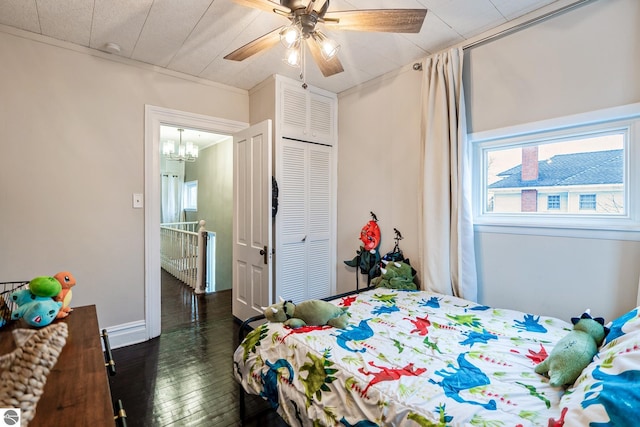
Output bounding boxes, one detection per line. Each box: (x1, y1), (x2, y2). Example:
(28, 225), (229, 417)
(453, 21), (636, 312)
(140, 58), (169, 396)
(183, 180), (198, 212)
(469, 103), (640, 241)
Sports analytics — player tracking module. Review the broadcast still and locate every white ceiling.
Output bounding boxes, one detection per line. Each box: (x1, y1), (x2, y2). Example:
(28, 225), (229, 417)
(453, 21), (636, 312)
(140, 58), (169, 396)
(0, 0), (574, 94)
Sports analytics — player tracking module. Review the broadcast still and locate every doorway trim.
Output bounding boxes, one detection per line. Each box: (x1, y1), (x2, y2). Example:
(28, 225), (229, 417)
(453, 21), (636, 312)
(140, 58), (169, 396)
(144, 105), (248, 339)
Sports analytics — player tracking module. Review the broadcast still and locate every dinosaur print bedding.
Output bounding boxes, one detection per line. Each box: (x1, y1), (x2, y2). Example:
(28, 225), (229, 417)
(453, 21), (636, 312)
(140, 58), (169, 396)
(233, 288), (640, 426)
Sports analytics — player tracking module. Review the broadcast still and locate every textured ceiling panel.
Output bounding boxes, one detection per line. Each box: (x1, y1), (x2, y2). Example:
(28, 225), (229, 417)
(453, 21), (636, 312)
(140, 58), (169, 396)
(0, 0), (581, 93)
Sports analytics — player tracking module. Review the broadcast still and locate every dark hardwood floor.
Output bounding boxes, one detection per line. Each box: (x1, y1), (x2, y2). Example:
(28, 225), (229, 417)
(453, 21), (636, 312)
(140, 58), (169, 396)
(109, 270), (288, 426)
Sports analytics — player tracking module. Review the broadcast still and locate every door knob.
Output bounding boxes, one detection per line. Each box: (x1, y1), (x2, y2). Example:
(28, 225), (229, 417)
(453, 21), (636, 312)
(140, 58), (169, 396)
(259, 246), (268, 264)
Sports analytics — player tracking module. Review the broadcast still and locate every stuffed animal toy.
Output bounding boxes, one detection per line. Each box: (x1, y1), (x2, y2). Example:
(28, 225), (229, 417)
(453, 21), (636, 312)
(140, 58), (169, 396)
(371, 260), (417, 290)
(28, 276), (62, 298)
(10, 288), (62, 327)
(263, 297), (349, 329)
(535, 310), (608, 387)
(53, 271), (76, 319)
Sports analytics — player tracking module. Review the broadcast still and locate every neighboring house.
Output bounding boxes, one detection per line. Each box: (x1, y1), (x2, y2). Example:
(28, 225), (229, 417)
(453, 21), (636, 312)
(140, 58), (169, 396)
(489, 148), (623, 214)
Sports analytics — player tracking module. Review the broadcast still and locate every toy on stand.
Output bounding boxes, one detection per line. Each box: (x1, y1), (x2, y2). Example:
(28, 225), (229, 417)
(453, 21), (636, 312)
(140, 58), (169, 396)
(344, 212), (382, 290)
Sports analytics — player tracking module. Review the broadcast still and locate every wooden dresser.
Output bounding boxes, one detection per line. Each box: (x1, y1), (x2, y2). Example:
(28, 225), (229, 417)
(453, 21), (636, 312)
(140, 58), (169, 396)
(0, 305), (115, 426)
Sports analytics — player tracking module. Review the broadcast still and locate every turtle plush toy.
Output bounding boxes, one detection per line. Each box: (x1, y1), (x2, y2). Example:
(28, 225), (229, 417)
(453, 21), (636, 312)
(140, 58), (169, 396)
(263, 297), (349, 329)
(535, 310), (608, 387)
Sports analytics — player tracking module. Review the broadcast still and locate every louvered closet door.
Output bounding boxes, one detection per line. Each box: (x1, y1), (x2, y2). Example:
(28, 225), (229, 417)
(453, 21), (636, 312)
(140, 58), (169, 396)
(275, 138), (333, 302)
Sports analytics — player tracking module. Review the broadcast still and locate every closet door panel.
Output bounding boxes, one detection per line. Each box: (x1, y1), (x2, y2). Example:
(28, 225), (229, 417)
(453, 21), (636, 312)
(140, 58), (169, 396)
(276, 139), (308, 302)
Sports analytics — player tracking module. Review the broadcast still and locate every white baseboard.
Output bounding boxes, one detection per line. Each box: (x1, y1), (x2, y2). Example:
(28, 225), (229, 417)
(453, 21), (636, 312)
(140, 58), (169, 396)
(102, 320), (149, 349)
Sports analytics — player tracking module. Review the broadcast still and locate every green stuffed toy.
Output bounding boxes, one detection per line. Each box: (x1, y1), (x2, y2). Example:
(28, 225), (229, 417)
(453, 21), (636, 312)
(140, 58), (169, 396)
(535, 310), (608, 387)
(371, 260), (417, 290)
(263, 297), (349, 329)
(29, 276), (62, 298)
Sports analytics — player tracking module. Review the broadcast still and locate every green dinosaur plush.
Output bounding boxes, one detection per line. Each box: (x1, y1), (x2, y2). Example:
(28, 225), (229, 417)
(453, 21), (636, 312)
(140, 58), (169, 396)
(371, 260), (417, 290)
(262, 297), (349, 329)
(535, 310), (608, 387)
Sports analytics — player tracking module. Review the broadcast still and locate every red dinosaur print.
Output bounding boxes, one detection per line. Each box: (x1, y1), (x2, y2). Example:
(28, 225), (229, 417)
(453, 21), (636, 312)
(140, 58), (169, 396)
(358, 361), (426, 397)
(405, 315), (431, 336)
(279, 325), (331, 342)
(341, 295), (357, 307)
(526, 344), (548, 364)
(548, 407), (568, 426)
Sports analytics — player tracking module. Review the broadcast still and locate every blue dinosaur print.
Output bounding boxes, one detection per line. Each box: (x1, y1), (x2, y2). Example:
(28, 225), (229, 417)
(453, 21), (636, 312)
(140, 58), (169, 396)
(582, 365), (640, 427)
(469, 304), (491, 311)
(429, 352), (497, 410)
(340, 417), (379, 427)
(334, 319), (374, 353)
(260, 359), (294, 409)
(372, 304), (400, 316)
(604, 308), (637, 344)
(514, 314), (547, 333)
(460, 329), (498, 347)
(419, 296), (442, 309)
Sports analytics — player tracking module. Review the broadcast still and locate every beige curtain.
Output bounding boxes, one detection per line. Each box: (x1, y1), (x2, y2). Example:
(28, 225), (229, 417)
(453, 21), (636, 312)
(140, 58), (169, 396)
(419, 47), (477, 301)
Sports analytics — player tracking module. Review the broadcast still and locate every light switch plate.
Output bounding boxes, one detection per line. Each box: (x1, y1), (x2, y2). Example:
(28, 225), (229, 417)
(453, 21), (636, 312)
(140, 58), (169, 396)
(133, 193), (143, 208)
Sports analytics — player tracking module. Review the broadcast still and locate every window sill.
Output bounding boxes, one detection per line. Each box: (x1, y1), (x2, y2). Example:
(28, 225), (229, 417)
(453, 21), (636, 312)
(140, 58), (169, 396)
(474, 223), (640, 241)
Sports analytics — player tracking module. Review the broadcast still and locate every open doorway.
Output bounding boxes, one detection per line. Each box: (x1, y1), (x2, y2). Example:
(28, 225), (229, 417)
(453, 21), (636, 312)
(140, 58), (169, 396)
(160, 124), (232, 294)
(144, 105), (248, 339)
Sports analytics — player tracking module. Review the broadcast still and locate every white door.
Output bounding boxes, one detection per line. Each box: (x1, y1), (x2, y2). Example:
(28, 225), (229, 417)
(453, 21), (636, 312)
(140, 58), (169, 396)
(275, 138), (334, 303)
(232, 120), (273, 321)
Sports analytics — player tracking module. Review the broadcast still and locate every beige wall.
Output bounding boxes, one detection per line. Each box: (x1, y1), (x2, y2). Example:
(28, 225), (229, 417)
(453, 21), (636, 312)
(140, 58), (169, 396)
(0, 31), (248, 330)
(337, 0), (640, 322)
(337, 69), (423, 294)
(184, 139), (234, 292)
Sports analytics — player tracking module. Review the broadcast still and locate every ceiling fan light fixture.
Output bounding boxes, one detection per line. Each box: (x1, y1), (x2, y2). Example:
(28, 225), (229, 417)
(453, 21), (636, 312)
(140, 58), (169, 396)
(284, 46), (301, 67)
(279, 23), (302, 49)
(313, 31), (340, 60)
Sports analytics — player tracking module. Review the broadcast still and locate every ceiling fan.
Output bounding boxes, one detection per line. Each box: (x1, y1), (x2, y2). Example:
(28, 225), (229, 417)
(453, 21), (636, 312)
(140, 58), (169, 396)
(224, 0), (428, 78)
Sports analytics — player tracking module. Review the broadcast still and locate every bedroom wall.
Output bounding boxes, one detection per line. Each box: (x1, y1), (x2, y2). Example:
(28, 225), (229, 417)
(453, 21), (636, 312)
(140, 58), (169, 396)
(0, 30), (248, 330)
(184, 139), (234, 292)
(337, 0), (640, 322)
(337, 69), (423, 294)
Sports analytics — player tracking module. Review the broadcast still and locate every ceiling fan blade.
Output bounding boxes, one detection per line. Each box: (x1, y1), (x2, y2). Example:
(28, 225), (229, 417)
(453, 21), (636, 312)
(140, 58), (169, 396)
(232, 0), (291, 14)
(306, 38), (343, 77)
(224, 27), (282, 61)
(323, 9), (427, 33)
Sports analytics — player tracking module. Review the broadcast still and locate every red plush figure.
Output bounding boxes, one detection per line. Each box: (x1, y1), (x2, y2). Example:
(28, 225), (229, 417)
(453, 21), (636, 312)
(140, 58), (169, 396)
(360, 219), (381, 251)
(53, 271), (76, 319)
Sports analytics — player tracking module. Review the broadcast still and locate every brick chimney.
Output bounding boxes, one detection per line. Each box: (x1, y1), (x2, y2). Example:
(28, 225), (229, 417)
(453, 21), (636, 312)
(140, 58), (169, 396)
(521, 146), (539, 181)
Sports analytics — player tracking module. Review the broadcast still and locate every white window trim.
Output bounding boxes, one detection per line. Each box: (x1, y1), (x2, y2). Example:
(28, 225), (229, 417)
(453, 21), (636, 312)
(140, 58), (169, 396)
(469, 102), (640, 241)
(183, 180), (198, 212)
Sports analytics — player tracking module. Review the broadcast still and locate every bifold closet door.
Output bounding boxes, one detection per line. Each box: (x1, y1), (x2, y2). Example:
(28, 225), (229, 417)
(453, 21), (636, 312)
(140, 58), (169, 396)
(275, 138), (333, 302)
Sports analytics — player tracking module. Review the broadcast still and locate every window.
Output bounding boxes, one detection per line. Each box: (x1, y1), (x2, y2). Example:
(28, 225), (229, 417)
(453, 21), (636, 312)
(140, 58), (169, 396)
(470, 104), (640, 237)
(579, 194), (597, 210)
(183, 180), (198, 211)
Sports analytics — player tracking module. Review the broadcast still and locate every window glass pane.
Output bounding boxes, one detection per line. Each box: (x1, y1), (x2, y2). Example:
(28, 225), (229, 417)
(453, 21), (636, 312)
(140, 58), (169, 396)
(485, 132), (624, 215)
(183, 180), (198, 211)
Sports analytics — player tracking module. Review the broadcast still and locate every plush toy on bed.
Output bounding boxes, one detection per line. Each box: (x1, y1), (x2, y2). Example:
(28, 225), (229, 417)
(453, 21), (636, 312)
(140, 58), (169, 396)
(262, 297), (350, 329)
(371, 260), (417, 290)
(535, 310), (608, 387)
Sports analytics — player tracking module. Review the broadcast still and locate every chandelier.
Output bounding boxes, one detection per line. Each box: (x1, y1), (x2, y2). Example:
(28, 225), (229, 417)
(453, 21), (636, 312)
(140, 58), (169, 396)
(162, 128), (198, 162)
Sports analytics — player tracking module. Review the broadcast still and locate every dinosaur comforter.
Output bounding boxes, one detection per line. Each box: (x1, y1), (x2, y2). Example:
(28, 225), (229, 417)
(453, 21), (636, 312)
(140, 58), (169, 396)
(233, 288), (640, 426)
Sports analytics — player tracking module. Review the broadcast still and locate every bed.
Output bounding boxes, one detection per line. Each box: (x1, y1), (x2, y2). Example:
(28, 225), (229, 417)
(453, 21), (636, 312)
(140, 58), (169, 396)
(234, 288), (640, 426)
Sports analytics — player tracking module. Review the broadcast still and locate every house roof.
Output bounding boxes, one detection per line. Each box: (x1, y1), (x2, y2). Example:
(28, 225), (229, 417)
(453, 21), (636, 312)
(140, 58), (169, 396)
(489, 149), (623, 189)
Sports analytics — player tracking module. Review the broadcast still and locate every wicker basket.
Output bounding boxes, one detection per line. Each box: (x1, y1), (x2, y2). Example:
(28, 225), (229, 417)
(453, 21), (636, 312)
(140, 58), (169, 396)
(0, 281), (28, 328)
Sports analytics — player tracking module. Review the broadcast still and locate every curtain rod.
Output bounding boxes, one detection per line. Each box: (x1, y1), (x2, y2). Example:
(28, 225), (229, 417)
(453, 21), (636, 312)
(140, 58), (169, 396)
(413, 0), (594, 70)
